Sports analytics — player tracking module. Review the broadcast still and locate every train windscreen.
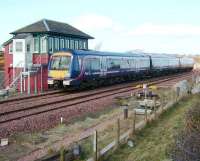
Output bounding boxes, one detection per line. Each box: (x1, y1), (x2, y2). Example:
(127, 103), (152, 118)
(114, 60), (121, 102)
(50, 56), (71, 70)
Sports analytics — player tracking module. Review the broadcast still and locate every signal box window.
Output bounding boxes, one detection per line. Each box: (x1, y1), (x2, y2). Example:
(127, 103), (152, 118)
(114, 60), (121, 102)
(27, 44), (30, 52)
(75, 40), (79, 50)
(70, 40), (74, 49)
(34, 37), (39, 53)
(60, 39), (65, 49)
(65, 39), (70, 48)
(40, 37), (47, 53)
(48, 37), (54, 53)
(55, 38), (59, 51)
(16, 42), (23, 52)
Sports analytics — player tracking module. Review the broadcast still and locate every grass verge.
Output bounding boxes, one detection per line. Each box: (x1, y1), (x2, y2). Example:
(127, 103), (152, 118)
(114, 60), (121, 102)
(104, 94), (200, 161)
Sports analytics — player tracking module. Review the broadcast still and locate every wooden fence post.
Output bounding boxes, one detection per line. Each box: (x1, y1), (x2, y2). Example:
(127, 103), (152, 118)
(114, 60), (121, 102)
(60, 146), (65, 161)
(153, 98), (157, 120)
(160, 96), (164, 113)
(145, 104), (148, 122)
(116, 118), (120, 148)
(132, 110), (136, 136)
(176, 87), (180, 102)
(123, 105), (128, 119)
(93, 130), (98, 161)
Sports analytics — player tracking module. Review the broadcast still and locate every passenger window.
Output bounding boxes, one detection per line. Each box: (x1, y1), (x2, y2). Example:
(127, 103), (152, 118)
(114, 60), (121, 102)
(85, 59), (91, 72)
(91, 58), (100, 72)
(107, 58), (120, 70)
(84, 58), (100, 72)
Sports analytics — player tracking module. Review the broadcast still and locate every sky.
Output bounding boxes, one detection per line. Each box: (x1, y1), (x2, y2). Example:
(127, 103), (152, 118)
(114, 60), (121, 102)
(0, 0), (200, 55)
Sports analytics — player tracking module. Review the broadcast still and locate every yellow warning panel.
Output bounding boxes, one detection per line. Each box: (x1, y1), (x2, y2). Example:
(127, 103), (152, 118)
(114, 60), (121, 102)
(149, 85), (157, 90)
(49, 70), (69, 79)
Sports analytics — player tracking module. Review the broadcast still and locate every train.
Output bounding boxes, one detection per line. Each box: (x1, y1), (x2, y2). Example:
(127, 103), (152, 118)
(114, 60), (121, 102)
(47, 49), (194, 88)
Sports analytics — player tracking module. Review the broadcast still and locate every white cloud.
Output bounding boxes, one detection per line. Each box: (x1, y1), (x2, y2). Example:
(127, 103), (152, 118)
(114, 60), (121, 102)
(72, 14), (126, 34)
(130, 23), (200, 36)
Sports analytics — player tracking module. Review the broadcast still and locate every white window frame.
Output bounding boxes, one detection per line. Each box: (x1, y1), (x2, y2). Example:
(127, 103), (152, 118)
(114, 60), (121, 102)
(40, 37), (47, 53)
(60, 38), (65, 49)
(79, 40), (83, 49)
(65, 39), (70, 48)
(55, 38), (59, 51)
(34, 37), (39, 53)
(83, 41), (87, 49)
(9, 43), (13, 54)
(70, 39), (74, 49)
(15, 41), (23, 52)
(48, 37), (54, 53)
(75, 40), (79, 50)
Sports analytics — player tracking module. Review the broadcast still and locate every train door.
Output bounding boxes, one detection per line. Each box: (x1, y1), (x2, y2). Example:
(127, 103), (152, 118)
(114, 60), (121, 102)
(100, 57), (107, 77)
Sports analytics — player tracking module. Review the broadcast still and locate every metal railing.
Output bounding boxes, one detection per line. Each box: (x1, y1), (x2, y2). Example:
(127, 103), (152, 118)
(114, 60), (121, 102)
(0, 61), (24, 89)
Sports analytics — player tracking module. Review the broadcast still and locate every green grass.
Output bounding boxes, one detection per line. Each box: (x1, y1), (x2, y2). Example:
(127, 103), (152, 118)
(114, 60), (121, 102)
(104, 94), (200, 161)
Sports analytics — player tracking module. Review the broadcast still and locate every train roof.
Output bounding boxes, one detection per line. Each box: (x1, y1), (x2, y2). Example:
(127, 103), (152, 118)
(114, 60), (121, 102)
(54, 49), (187, 59)
(147, 53), (178, 58)
(57, 49), (150, 57)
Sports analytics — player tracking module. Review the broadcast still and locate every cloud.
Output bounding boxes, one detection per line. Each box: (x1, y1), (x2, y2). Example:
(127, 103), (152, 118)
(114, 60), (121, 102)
(72, 14), (126, 34)
(130, 23), (200, 36)
(73, 16), (200, 36)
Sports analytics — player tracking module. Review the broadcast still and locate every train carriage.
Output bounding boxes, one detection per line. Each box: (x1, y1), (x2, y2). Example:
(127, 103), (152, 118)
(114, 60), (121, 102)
(48, 50), (151, 87)
(149, 54), (181, 76)
(48, 49), (194, 88)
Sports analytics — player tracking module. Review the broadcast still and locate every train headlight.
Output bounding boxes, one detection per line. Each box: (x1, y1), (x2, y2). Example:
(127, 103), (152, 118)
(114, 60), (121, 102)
(48, 79), (54, 85)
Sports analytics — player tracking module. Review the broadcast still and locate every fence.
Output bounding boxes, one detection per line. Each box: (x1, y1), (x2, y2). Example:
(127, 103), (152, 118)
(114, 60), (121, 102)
(40, 85), (185, 161)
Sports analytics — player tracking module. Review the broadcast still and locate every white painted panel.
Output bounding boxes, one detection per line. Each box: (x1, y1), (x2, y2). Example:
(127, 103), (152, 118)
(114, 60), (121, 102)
(13, 39), (25, 68)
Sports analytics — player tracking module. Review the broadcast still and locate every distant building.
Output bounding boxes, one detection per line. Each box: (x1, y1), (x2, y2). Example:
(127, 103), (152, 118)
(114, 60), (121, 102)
(2, 19), (94, 92)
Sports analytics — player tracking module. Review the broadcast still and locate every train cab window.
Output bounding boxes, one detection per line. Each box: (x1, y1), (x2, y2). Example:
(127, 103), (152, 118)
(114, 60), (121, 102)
(60, 56), (71, 69)
(50, 56), (71, 70)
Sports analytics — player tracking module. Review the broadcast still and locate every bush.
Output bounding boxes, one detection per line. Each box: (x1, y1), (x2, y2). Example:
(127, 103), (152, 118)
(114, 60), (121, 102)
(170, 103), (200, 161)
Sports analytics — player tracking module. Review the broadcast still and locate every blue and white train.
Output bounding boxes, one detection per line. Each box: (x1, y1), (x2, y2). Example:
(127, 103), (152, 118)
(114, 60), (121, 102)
(47, 49), (194, 88)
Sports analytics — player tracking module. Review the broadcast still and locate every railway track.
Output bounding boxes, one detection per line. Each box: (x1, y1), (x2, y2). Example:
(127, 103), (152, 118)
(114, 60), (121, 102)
(0, 72), (192, 125)
(0, 89), (66, 104)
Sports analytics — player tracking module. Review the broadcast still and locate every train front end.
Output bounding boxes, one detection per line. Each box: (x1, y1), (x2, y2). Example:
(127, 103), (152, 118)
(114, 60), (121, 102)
(48, 51), (73, 88)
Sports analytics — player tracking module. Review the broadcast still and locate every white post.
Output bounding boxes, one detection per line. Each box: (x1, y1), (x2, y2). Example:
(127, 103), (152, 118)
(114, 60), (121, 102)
(93, 130), (98, 161)
(20, 73), (23, 94)
(40, 54), (43, 93)
(27, 72), (30, 94)
(34, 75), (37, 94)
(41, 65), (43, 93)
(23, 75), (26, 92)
